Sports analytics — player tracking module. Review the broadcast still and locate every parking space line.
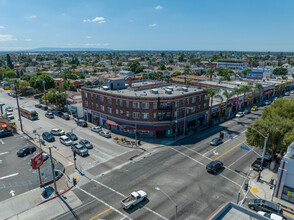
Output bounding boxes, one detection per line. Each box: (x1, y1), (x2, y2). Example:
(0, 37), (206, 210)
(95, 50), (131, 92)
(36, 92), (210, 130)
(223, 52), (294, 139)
(0, 139), (4, 144)
(0, 173), (19, 180)
(89, 208), (112, 220)
(76, 186), (131, 220)
(213, 140), (246, 161)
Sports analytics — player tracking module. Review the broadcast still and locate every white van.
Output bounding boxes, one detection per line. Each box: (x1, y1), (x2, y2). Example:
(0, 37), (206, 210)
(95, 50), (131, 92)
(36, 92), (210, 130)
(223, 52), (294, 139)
(60, 135), (73, 146)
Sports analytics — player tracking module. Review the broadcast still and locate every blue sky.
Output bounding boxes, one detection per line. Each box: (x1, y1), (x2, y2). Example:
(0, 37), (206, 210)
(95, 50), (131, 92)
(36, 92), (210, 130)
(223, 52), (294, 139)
(0, 0), (293, 51)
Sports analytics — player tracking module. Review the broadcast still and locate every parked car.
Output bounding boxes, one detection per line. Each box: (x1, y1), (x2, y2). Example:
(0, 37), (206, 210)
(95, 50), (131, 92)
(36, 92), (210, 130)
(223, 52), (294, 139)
(236, 112), (245, 118)
(99, 130), (111, 138)
(6, 106), (13, 112)
(62, 114), (70, 120)
(264, 100), (271, 105)
(243, 109), (250, 114)
(206, 160), (223, 174)
(79, 139), (93, 149)
(210, 137), (223, 146)
(47, 107), (55, 112)
(41, 105), (48, 111)
(248, 199), (282, 215)
(257, 211), (285, 220)
(251, 155), (272, 171)
(121, 190), (147, 209)
(284, 92), (290, 96)
(45, 112), (55, 119)
(290, 90), (294, 94)
(6, 112), (14, 120)
(0, 129), (13, 138)
(17, 145), (36, 157)
(251, 106), (258, 111)
(66, 132), (78, 141)
(91, 126), (102, 133)
(50, 128), (65, 136)
(35, 104), (42, 108)
(71, 143), (89, 156)
(76, 120), (87, 127)
(60, 135), (73, 146)
(42, 132), (55, 142)
(54, 111), (64, 117)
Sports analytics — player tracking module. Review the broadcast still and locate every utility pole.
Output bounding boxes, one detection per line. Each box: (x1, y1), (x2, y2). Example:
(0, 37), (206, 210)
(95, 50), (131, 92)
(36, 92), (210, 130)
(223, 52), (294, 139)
(43, 80), (48, 106)
(49, 147), (58, 195)
(259, 135), (268, 181)
(14, 83), (23, 132)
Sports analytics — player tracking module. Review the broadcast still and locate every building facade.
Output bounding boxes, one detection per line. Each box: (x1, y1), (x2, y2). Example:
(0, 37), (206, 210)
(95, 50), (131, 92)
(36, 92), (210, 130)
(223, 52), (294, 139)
(81, 78), (209, 137)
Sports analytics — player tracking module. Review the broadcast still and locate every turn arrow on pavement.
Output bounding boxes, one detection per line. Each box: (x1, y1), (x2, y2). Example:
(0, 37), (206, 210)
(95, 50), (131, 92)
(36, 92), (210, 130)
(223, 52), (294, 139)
(9, 190), (15, 197)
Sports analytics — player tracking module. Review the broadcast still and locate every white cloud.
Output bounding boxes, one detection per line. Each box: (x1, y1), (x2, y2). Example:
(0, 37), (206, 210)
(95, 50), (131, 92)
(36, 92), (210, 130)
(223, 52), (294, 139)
(0, 34), (16, 42)
(0, 26), (5, 29)
(155, 5), (163, 10)
(149, 23), (157, 27)
(85, 43), (101, 46)
(26, 15), (37, 19)
(83, 17), (106, 23)
(24, 38), (32, 41)
(87, 36), (92, 39)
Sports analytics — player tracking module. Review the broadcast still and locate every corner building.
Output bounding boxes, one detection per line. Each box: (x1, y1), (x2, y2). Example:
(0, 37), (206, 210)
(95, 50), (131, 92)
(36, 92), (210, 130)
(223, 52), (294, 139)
(81, 78), (209, 138)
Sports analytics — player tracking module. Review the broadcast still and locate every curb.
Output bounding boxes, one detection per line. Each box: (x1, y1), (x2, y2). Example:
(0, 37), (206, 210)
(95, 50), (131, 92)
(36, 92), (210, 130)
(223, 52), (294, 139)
(282, 208), (294, 216)
(39, 185), (74, 205)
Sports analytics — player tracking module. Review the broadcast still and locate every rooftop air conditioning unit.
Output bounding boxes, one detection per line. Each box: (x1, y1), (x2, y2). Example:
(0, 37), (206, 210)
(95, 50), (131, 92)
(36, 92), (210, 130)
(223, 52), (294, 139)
(151, 89), (158, 94)
(167, 86), (174, 91)
(102, 86), (109, 90)
(165, 89), (172, 94)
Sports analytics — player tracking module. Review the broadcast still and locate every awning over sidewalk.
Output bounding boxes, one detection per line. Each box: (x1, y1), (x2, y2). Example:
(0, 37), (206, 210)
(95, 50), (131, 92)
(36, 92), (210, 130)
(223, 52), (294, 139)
(106, 119), (119, 126)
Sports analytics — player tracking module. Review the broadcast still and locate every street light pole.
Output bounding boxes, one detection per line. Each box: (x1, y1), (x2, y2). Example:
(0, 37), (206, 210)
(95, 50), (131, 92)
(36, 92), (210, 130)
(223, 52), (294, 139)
(135, 117), (137, 146)
(14, 83), (24, 132)
(236, 168), (252, 204)
(155, 187), (177, 220)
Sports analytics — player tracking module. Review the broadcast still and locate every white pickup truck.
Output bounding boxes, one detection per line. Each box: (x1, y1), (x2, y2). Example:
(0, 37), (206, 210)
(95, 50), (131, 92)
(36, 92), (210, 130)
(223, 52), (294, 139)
(121, 190), (147, 209)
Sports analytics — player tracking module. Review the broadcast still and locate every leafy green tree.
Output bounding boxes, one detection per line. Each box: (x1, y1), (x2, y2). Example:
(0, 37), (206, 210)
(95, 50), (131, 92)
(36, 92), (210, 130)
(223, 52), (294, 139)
(174, 71), (181, 76)
(85, 81), (93, 86)
(3, 70), (17, 78)
(6, 54), (14, 69)
(273, 67), (288, 75)
(242, 69), (252, 76)
(223, 90), (234, 119)
(178, 53), (184, 62)
(255, 83), (264, 103)
(29, 73), (55, 91)
(56, 58), (62, 71)
(167, 67), (173, 71)
(240, 85), (252, 107)
(246, 98), (294, 155)
(18, 80), (30, 94)
(116, 61), (122, 66)
(160, 63), (166, 70)
(233, 87), (242, 110)
(128, 61), (144, 73)
(206, 68), (216, 80)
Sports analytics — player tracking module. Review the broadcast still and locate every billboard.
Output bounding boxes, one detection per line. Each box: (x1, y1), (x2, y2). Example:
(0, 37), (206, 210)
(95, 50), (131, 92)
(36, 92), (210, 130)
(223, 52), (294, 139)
(247, 71), (263, 79)
(31, 152), (43, 169)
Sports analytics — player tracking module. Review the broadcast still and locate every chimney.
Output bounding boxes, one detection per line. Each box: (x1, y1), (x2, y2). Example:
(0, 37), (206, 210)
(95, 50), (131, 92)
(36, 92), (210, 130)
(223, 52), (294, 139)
(128, 77), (132, 88)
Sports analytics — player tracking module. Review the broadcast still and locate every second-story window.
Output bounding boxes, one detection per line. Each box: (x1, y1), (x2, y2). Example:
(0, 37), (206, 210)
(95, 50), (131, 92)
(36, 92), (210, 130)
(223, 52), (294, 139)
(91, 103), (94, 109)
(175, 101), (179, 108)
(108, 107), (112, 114)
(191, 106), (195, 113)
(84, 92), (88, 99)
(142, 113), (149, 120)
(126, 101), (129, 108)
(192, 97), (196, 103)
(116, 109), (119, 114)
(182, 99), (185, 106)
(153, 102), (157, 109)
(174, 111), (178, 118)
(126, 111), (130, 118)
(120, 100), (123, 107)
(107, 98), (112, 105)
(101, 105), (105, 112)
(186, 98), (189, 105)
(132, 102), (140, 109)
(120, 110), (123, 116)
(198, 105), (201, 111)
(133, 112), (140, 119)
(142, 103), (149, 109)
(84, 101), (88, 107)
(204, 103), (207, 109)
(96, 104), (98, 110)
(100, 96), (104, 102)
(116, 99), (118, 105)
(91, 94), (93, 100)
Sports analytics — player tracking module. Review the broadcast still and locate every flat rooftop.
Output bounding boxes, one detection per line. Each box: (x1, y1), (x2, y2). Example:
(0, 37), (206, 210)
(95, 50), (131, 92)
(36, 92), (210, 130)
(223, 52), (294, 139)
(92, 81), (203, 97)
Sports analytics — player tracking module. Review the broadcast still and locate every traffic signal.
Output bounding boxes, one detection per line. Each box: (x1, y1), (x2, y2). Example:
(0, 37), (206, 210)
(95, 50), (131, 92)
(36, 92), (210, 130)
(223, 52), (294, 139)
(73, 177), (77, 186)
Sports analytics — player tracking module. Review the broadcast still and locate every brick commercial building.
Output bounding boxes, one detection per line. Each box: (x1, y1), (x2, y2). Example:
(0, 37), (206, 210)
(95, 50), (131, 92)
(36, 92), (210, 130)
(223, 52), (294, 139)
(81, 78), (209, 138)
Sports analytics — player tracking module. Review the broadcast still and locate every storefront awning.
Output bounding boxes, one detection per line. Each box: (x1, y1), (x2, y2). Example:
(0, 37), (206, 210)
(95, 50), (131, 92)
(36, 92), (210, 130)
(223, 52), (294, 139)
(106, 119), (119, 126)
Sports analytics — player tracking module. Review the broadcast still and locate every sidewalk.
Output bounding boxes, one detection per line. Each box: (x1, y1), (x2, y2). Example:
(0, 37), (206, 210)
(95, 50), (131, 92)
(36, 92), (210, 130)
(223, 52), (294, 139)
(249, 169), (294, 220)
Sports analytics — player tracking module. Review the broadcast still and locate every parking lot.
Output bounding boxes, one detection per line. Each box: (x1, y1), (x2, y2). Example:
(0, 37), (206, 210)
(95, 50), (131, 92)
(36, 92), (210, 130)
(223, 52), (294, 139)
(0, 134), (61, 202)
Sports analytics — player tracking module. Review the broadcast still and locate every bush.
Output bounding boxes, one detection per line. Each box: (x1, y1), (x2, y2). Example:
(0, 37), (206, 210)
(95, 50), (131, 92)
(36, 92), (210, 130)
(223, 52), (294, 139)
(114, 137), (119, 141)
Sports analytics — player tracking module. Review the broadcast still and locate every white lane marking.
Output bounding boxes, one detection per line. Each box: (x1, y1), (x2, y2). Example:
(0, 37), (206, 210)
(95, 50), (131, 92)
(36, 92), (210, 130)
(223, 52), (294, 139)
(169, 147), (241, 187)
(0, 139), (4, 144)
(0, 173), (19, 180)
(0, 152), (8, 155)
(241, 130), (247, 133)
(213, 150), (219, 156)
(228, 150), (251, 168)
(76, 186), (131, 220)
(91, 179), (168, 220)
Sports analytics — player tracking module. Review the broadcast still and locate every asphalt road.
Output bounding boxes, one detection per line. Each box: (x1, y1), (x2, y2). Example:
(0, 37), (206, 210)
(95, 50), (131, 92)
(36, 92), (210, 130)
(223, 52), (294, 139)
(52, 107), (265, 220)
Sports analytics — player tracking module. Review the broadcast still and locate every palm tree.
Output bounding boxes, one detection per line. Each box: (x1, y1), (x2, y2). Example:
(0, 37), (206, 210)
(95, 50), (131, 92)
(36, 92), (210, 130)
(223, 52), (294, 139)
(184, 65), (191, 85)
(222, 90), (234, 119)
(206, 68), (216, 80)
(255, 83), (263, 104)
(204, 87), (220, 125)
(240, 85), (251, 108)
(233, 87), (242, 111)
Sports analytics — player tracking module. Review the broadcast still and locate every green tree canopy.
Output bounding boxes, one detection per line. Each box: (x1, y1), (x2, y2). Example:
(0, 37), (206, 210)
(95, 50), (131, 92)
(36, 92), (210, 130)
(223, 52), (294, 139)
(242, 69), (252, 76)
(18, 80), (30, 94)
(273, 67), (288, 76)
(29, 72), (55, 91)
(128, 61), (144, 73)
(246, 98), (294, 155)
(3, 70), (17, 78)
(6, 54), (14, 69)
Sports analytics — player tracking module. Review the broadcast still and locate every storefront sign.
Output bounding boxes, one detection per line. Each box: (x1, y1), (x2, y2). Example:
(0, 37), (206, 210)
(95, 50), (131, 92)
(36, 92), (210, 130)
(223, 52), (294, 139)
(247, 71), (263, 79)
(287, 191), (294, 197)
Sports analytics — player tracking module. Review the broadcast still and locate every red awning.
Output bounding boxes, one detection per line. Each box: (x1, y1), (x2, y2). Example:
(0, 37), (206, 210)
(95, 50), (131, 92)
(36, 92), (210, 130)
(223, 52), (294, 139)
(1, 124), (7, 128)
(106, 120), (119, 126)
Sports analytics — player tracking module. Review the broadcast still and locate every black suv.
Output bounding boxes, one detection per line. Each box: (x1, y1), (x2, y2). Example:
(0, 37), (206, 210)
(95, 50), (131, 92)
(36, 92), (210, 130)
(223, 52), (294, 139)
(42, 132), (55, 142)
(41, 105), (48, 111)
(76, 120), (87, 127)
(66, 132), (78, 141)
(0, 129), (13, 138)
(62, 114), (70, 120)
(17, 146), (36, 157)
(54, 111), (64, 117)
(248, 199), (282, 215)
(251, 156), (272, 171)
(206, 160), (224, 174)
(35, 104), (42, 108)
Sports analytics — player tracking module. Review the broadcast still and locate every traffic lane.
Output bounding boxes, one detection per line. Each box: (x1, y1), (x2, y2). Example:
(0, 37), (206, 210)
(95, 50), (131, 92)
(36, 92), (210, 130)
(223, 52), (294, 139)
(0, 135), (41, 201)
